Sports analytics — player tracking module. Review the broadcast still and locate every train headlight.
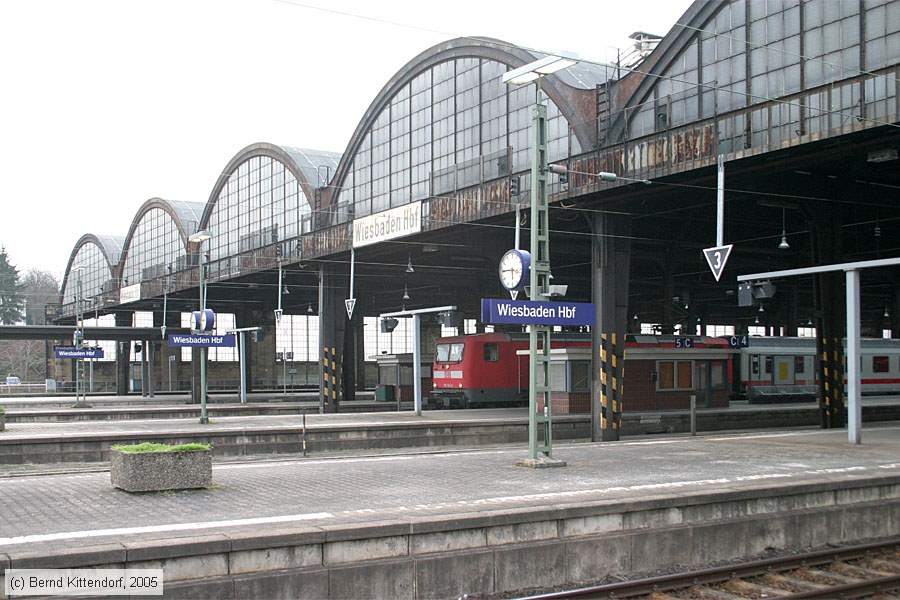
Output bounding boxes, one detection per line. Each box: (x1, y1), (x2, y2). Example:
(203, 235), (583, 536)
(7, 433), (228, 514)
(458, 383), (463, 388)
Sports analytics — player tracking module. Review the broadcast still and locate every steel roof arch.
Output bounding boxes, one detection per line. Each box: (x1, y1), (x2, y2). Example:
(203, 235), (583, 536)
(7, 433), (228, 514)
(118, 198), (206, 277)
(201, 142), (341, 228)
(60, 234), (124, 304)
(121, 198), (206, 253)
(326, 36), (606, 208)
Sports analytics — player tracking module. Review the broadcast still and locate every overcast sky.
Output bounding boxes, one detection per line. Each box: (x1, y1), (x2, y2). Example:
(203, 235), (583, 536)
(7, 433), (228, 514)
(0, 0), (693, 281)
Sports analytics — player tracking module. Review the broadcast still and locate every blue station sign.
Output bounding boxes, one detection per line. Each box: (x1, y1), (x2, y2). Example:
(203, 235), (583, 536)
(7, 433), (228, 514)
(481, 299), (595, 326)
(167, 334), (236, 348)
(55, 346), (105, 359)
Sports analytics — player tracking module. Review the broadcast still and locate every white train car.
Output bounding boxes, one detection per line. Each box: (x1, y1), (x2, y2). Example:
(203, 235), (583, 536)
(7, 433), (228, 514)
(738, 337), (900, 401)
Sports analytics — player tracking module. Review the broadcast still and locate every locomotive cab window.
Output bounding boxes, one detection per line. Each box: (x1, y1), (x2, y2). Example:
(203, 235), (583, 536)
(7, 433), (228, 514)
(483, 343), (499, 362)
(873, 355), (890, 373)
(435, 343), (465, 363)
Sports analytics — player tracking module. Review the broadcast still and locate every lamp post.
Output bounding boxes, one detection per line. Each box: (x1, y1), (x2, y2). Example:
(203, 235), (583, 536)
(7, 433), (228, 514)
(276, 259), (286, 394)
(71, 265), (88, 408)
(503, 53), (577, 464)
(189, 229), (213, 424)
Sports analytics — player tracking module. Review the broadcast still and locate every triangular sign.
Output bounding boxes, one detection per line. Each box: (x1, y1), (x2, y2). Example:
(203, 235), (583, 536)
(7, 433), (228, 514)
(509, 289), (518, 300)
(345, 298), (356, 319)
(702, 244), (733, 282)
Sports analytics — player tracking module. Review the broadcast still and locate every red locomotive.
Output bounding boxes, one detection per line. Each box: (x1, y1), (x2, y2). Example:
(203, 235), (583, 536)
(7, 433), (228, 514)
(431, 331), (591, 408)
(431, 332), (736, 410)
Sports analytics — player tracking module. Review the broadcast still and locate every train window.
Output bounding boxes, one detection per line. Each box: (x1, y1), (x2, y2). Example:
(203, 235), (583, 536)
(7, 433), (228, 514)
(483, 343), (499, 362)
(764, 356), (772, 375)
(795, 356), (805, 373)
(751, 355), (759, 375)
(435, 344), (450, 362)
(435, 343), (464, 363)
(873, 355), (890, 373)
(448, 343), (464, 362)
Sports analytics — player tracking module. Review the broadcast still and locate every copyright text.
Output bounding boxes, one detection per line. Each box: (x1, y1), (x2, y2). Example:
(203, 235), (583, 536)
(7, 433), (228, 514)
(4, 569), (163, 596)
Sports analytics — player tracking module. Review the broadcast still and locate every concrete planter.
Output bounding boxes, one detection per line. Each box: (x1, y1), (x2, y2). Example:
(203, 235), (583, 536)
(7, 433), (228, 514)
(110, 447), (212, 492)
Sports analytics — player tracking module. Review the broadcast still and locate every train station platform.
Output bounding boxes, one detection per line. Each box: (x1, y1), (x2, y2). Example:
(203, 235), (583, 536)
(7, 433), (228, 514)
(1, 394), (899, 465)
(1, 423), (899, 598)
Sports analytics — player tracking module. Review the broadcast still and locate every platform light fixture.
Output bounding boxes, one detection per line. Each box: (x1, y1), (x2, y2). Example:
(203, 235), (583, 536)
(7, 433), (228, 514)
(778, 207), (790, 250)
(501, 52), (578, 85)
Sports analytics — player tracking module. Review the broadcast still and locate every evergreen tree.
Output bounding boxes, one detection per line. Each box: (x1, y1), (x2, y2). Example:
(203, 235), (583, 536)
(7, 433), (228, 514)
(0, 247), (25, 325)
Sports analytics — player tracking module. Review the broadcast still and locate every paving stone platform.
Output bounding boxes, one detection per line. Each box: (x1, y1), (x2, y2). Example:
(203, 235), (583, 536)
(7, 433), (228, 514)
(1, 420), (899, 599)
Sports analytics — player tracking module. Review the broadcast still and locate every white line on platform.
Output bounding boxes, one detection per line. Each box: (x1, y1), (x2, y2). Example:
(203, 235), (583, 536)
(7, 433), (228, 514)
(0, 512), (333, 546)
(219, 454), (418, 469)
(360, 462), (900, 516)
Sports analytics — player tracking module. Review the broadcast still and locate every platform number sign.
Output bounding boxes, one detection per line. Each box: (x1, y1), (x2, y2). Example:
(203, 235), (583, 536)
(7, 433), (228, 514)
(675, 338), (694, 348)
(728, 335), (749, 348)
(703, 244), (733, 282)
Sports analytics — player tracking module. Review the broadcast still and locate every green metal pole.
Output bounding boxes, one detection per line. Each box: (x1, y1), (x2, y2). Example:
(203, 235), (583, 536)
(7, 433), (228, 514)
(199, 248), (208, 424)
(528, 81), (554, 461)
(75, 275), (83, 407)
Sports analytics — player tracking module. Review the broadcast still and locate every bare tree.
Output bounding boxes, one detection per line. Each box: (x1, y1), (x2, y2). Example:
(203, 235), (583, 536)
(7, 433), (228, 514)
(21, 269), (61, 325)
(0, 339), (45, 381)
(0, 269), (60, 381)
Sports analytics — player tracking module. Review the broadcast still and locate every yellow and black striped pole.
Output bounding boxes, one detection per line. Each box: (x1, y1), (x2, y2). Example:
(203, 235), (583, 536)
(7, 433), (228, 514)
(821, 336), (832, 427)
(599, 333), (625, 439)
(322, 346), (341, 413)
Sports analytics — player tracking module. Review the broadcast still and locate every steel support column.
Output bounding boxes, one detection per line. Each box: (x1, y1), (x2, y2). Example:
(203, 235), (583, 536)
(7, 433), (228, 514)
(591, 212), (632, 442)
(114, 312), (131, 395)
(812, 205), (845, 428)
(318, 265), (346, 413)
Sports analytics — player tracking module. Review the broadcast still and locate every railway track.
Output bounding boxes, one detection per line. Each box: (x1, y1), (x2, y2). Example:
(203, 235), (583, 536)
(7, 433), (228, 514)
(519, 540), (900, 599)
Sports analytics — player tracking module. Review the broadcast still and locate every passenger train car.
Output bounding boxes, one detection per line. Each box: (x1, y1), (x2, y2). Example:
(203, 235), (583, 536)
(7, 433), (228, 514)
(431, 332), (735, 410)
(431, 333), (900, 410)
(737, 337), (900, 401)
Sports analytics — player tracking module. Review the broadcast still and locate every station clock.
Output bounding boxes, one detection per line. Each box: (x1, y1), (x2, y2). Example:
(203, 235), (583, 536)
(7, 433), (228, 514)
(498, 248), (531, 291)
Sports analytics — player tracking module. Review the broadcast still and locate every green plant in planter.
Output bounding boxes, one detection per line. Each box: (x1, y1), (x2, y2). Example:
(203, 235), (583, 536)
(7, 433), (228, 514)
(112, 442), (210, 453)
(0, 406), (5, 414)
(110, 442), (213, 492)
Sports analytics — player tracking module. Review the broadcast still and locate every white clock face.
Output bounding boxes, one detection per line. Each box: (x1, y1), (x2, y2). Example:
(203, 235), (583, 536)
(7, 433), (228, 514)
(499, 249), (527, 290)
